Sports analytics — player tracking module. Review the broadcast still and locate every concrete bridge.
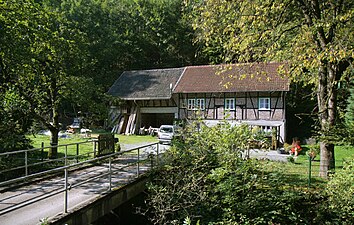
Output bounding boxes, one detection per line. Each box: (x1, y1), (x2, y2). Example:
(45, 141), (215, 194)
(0, 142), (166, 225)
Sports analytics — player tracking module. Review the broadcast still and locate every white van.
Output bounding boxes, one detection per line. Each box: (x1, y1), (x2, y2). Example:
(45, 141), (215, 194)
(157, 125), (175, 144)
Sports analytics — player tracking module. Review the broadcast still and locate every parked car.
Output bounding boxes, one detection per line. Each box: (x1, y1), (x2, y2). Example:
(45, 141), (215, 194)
(157, 125), (175, 144)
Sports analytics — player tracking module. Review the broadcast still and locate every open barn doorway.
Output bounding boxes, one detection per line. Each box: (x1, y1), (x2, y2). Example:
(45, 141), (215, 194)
(141, 113), (174, 128)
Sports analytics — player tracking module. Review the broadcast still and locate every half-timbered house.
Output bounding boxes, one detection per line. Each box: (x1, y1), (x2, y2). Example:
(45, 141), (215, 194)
(107, 62), (290, 143)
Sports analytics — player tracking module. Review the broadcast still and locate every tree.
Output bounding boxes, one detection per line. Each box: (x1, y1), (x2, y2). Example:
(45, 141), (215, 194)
(188, 0), (354, 178)
(41, 0), (203, 127)
(1, 0), (201, 157)
(344, 84), (354, 144)
(0, 91), (32, 152)
(43, 0), (202, 89)
(0, 0), (83, 157)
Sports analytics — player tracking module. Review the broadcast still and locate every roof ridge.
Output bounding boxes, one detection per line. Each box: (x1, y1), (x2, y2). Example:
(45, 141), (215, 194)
(185, 61), (283, 69)
(127, 67), (185, 73)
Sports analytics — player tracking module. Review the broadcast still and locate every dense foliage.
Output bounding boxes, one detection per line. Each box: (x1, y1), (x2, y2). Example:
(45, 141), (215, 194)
(325, 159), (354, 224)
(0, 91), (32, 152)
(42, 0), (202, 88)
(145, 122), (354, 224)
(188, 0), (354, 177)
(0, 0), (202, 154)
(145, 122), (325, 224)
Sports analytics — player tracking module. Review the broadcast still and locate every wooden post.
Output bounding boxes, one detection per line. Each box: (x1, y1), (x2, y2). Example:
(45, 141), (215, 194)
(41, 142), (44, 161)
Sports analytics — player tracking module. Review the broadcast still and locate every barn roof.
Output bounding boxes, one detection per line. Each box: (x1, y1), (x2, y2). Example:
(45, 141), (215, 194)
(107, 68), (184, 100)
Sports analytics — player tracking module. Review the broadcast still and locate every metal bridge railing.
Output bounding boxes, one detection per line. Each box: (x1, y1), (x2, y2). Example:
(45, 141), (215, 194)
(0, 142), (162, 215)
(0, 140), (97, 184)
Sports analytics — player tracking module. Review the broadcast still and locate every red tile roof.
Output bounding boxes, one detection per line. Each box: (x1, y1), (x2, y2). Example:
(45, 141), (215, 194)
(173, 62), (289, 93)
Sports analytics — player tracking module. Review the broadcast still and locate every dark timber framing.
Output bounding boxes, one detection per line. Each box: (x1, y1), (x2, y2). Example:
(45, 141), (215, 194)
(177, 91), (286, 121)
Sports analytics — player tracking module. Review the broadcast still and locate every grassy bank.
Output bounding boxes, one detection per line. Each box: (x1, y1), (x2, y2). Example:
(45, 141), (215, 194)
(26, 132), (157, 158)
(29, 133), (157, 147)
(263, 145), (354, 188)
(25, 134), (354, 184)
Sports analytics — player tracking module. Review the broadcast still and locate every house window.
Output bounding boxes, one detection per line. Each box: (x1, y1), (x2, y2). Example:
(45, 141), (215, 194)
(187, 99), (195, 110)
(259, 98), (270, 110)
(196, 99), (205, 110)
(187, 98), (205, 110)
(225, 98), (235, 110)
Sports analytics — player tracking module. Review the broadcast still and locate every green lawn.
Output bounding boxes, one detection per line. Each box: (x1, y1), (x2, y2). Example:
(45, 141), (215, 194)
(29, 133), (157, 147)
(0, 133), (158, 182)
(262, 145), (354, 189)
(27, 132), (157, 159)
(116, 134), (157, 144)
(26, 134), (354, 185)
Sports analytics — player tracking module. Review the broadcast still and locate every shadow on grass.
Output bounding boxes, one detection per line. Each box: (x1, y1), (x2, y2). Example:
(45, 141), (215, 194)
(256, 159), (328, 190)
(0, 149), (95, 183)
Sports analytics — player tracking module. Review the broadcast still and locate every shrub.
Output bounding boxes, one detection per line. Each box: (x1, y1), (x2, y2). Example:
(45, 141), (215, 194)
(324, 159), (354, 224)
(144, 121), (325, 224)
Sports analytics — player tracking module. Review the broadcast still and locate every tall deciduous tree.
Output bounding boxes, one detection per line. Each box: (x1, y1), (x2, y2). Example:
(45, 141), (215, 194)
(43, 0), (201, 89)
(188, 0), (354, 178)
(42, 0), (202, 125)
(0, 0), (82, 157)
(344, 83), (354, 144)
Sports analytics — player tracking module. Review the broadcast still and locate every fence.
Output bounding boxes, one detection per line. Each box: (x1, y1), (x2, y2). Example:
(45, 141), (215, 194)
(0, 142), (348, 216)
(296, 157), (349, 187)
(0, 140), (98, 183)
(269, 156), (349, 189)
(0, 140), (157, 186)
(244, 148), (351, 189)
(0, 141), (161, 215)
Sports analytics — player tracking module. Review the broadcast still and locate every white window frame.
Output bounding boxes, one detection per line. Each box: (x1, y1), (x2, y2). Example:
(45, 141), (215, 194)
(187, 98), (205, 110)
(196, 98), (205, 110)
(187, 99), (195, 110)
(259, 97), (270, 110)
(225, 98), (235, 110)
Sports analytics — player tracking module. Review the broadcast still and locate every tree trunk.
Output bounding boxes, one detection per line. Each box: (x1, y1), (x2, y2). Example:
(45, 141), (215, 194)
(48, 91), (60, 158)
(48, 129), (59, 158)
(317, 63), (337, 178)
(319, 142), (335, 177)
(47, 75), (61, 158)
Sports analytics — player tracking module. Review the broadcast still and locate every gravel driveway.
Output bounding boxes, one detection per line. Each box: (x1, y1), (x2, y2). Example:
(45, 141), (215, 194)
(248, 149), (290, 162)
